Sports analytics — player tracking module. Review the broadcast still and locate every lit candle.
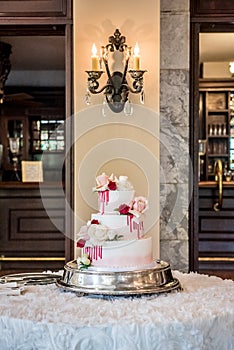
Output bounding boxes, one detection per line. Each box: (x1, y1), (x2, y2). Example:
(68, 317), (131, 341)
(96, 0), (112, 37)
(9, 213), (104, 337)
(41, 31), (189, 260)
(133, 42), (140, 70)
(91, 43), (99, 71)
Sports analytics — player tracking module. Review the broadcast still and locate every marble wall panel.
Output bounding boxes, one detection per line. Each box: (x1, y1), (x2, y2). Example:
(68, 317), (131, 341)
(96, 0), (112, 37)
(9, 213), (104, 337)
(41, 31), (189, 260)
(160, 238), (189, 271)
(160, 12), (189, 70)
(161, 0), (189, 12)
(160, 183), (189, 239)
(160, 69), (189, 127)
(160, 0), (190, 272)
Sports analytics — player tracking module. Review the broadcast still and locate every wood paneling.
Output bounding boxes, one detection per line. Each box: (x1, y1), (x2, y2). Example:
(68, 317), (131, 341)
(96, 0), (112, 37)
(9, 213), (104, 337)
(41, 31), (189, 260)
(0, 183), (65, 271)
(199, 186), (234, 275)
(191, 0), (234, 18)
(0, 0), (71, 18)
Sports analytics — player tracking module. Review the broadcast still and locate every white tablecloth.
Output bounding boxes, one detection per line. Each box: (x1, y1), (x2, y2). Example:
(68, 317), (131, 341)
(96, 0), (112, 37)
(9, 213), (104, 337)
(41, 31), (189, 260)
(0, 271), (233, 350)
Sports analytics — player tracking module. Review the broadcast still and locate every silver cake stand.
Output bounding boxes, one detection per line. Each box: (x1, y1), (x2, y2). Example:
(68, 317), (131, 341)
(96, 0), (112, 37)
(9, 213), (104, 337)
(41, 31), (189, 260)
(56, 260), (182, 297)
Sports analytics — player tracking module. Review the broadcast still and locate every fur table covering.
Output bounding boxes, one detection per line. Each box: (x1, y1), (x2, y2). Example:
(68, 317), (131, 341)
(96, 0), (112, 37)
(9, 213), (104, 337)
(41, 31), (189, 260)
(0, 271), (233, 350)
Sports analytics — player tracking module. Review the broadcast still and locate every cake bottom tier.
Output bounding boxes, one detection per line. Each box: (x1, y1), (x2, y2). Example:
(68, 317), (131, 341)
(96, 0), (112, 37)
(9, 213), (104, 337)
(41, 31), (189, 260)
(79, 235), (153, 268)
(57, 260), (182, 296)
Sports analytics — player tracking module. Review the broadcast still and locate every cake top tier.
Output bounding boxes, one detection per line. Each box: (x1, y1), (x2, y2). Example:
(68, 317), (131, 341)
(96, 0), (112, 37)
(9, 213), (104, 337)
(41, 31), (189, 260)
(94, 173), (148, 215)
(94, 173), (133, 192)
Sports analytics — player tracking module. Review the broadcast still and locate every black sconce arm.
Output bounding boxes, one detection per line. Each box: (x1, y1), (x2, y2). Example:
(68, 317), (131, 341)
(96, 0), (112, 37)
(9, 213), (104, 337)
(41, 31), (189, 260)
(85, 29), (147, 113)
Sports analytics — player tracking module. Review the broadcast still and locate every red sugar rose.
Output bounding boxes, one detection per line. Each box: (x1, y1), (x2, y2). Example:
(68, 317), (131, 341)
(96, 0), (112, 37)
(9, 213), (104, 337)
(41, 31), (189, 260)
(118, 203), (130, 215)
(108, 180), (117, 190)
(77, 239), (86, 248)
(91, 219), (99, 224)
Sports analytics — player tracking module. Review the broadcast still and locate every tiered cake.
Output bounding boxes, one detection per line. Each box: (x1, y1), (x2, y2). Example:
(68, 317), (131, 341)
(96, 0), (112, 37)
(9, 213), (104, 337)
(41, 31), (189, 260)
(57, 173), (182, 296)
(76, 173), (152, 270)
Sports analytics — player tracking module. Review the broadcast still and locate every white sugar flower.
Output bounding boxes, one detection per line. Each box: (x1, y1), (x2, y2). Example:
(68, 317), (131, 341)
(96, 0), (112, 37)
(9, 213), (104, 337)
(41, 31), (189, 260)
(88, 224), (109, 245)
(77, 253), (91, 269)
(107, 229), (117, 240)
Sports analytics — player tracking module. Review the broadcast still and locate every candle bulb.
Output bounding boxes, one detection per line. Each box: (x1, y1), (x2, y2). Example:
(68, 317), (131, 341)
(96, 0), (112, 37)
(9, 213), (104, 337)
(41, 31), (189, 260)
(91, 43), (99, 71)
(133, 42), (140, 70)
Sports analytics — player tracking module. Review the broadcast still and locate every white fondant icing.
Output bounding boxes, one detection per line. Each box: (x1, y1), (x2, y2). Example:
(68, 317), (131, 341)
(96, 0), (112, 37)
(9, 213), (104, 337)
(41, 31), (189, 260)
(88, 236), (153, 268)
(98, 190), (135, 214)
(91, 213), (144, 239)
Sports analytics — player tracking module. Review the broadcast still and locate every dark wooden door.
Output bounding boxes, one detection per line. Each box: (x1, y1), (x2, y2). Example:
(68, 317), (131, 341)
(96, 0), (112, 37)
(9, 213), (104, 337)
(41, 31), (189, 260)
(190, 0), (234, 279)
(0, 6), (74, 272)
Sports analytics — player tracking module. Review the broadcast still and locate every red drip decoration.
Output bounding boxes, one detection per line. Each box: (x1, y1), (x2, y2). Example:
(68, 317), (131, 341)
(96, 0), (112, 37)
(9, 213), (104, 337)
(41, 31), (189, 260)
(127, 214), (134, 232)
(133, 220), (140, 238)
(98, 190), (109, 214)
(83, 246), (103, 260)
(126, 216), (143, 238)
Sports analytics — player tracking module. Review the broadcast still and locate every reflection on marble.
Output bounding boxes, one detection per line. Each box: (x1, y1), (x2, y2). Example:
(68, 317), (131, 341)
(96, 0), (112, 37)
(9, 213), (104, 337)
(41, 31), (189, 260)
(160, 170), (190, 271)
(160, 207), (189, 240)
(160, 239), (188, 271)
(160, 70), (189, 126)
(160, 183), (189, 239)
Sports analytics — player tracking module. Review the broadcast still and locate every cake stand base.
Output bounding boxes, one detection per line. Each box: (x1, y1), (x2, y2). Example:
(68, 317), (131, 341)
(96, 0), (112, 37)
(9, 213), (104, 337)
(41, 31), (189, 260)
(56, 260), (182, 297)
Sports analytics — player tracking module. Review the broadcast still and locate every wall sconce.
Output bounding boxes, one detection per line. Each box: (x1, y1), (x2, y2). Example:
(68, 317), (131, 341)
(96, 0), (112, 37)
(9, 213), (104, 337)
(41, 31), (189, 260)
(85, 29), (147, 114)
(229, 62), (234, 77)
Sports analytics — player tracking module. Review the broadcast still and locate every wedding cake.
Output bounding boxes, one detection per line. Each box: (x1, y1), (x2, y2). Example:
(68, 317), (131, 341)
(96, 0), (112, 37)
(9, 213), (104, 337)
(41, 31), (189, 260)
(58, 172), (181, 295)
(76, 173), (152, 270)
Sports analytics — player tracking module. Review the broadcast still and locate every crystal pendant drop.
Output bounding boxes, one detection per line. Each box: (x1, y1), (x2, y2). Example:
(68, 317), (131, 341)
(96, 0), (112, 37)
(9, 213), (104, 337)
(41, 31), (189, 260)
(140, 89), (145, 104)
(124, 100), (133, 116)
(85, 90), (91, 105)
(102, 98), (108, 117)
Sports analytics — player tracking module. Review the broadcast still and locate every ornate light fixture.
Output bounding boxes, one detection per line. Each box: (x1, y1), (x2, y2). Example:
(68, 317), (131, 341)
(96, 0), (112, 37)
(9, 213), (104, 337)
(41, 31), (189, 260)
(0, 41), (12, 104)
(229, 61), (234, 77)
(85, 29), (147, 114)
(9, 137), (20, 181)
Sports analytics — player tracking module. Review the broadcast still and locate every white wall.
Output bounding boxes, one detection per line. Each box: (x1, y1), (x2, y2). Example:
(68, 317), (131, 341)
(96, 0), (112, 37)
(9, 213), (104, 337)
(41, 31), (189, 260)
(73, 0), (160, 258)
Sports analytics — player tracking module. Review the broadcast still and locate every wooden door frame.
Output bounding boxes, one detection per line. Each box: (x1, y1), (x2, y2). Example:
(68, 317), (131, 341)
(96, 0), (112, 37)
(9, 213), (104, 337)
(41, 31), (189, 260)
(189, 19), (234, 271)
(64, 23), (74, 262)
(0, 23), (74, 263)
(189, 21), (200, 272)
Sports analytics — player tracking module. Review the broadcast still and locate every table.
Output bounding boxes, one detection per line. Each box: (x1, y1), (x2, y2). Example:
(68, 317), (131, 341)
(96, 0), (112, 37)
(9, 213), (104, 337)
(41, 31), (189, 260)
(0, 271), (233, 350)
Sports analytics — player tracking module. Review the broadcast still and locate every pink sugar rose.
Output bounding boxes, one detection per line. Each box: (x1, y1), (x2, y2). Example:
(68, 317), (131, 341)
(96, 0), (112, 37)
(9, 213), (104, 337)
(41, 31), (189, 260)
(96, 173), (109, 187)
(133, 196), (148, 213)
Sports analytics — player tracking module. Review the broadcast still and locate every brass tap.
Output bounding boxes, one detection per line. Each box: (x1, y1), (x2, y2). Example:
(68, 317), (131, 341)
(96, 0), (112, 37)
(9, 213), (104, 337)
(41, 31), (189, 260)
(213, 159), (223, 211)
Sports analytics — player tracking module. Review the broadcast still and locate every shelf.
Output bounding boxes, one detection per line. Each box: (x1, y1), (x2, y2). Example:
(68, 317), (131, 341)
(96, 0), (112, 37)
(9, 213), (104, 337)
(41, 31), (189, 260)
(207, 135), (229, 138)
(0, 87), (65, 182)
(199, 80), (234, 180)
(207, 109), (229, 113)
(0, 181), (64, 190)
(199, 181), (234, 188)
(207, 154), (228, 157)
